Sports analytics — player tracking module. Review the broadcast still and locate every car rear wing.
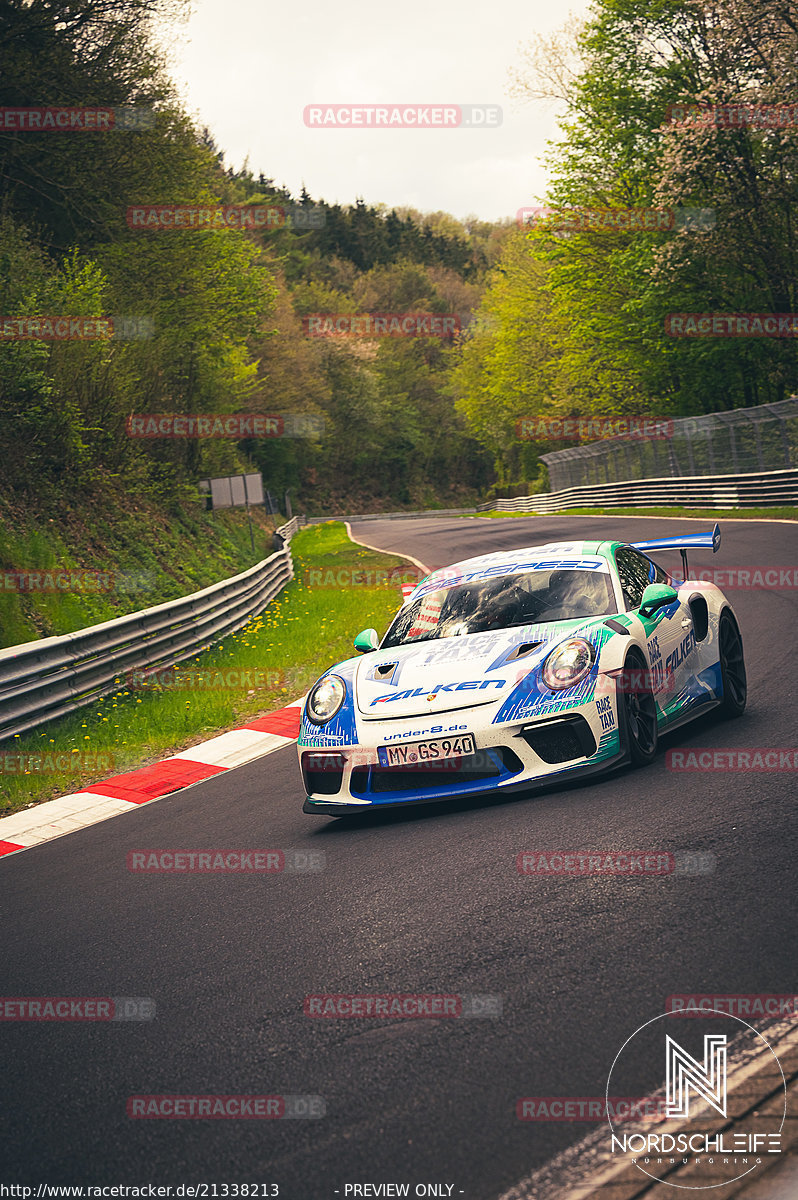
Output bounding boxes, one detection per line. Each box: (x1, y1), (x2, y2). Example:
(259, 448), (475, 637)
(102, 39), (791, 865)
(632, 523), (721, 580)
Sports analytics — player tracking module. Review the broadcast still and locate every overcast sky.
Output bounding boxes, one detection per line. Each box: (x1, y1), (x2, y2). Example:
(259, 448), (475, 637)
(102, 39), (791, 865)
(167, 0), (591, 223)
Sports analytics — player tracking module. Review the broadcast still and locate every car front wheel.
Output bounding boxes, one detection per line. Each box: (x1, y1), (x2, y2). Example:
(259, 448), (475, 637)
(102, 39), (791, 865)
(622, 649), (659, 766)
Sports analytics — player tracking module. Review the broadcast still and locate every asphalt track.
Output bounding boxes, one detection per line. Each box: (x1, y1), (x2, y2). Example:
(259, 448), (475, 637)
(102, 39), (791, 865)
(1, 515), (797, 1198)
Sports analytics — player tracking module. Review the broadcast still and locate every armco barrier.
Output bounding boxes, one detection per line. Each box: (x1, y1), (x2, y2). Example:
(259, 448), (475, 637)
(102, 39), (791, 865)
(303, 508), (477, 524)
(0, 520), (298, 745)
(276, 515), (301, 539)
(477, 468), (798, 513)
(299, 468), (797, 525)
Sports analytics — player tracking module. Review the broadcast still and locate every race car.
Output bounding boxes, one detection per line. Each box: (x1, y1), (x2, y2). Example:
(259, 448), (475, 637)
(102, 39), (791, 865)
(298, 526), (746, 815)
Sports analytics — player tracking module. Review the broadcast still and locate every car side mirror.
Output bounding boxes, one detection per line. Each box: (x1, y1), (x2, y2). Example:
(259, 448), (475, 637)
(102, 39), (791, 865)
(639, 583), (679, 618)
(353, 627), (380, 653)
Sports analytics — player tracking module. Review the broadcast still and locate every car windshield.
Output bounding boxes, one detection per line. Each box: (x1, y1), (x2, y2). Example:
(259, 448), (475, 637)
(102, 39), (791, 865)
(381, 568), (617, 648)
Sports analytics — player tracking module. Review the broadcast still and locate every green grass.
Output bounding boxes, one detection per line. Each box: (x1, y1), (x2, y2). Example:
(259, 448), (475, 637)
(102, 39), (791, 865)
(0, 485), (287, 650)
(0, 522), (412, 818)
(472, 506), (798, 521)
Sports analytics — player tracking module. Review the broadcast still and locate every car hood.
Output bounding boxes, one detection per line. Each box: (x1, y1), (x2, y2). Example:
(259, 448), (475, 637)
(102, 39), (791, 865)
(354, 619), (599, 719)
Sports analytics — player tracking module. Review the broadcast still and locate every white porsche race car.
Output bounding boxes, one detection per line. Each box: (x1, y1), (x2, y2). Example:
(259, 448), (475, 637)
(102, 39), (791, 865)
(298, 526), (746, 815)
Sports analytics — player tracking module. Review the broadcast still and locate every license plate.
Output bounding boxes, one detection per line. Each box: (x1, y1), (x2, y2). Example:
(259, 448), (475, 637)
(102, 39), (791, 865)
(378, 733), (476, 769)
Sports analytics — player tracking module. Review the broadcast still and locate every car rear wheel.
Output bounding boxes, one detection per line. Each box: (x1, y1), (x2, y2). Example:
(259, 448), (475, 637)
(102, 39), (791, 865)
(718, 611), (747, 718)
(622, 649), (658, 766)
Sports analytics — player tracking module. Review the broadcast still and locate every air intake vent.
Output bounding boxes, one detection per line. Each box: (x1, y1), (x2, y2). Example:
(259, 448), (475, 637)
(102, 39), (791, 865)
(520, 716), (596, 764)
(301, 752), (345, 795)
(505, 641), (542, 662)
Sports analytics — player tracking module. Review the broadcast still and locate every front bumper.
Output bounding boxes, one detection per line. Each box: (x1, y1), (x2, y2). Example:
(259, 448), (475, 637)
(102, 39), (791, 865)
(300, 707), (625, 815)
(302, 749), (627, 814)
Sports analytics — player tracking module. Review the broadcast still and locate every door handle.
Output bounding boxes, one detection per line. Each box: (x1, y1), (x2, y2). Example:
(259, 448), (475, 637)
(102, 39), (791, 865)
(681, 619), (691, 628)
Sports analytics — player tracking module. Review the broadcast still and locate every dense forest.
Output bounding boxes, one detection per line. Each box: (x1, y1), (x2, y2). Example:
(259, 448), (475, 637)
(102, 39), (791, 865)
(457, 0), (798, 486)
(0, 0), (511, 522)
(3, 0), (797, 525)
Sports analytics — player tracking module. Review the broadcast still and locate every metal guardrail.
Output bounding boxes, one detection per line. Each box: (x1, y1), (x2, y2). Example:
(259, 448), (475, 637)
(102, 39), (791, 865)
(0, 524), (299, 745)
(299, 468), (798, 527)
(276, 516), (301, 540)
(303, 508), (477, 524)
(477, 468), (798, 513)
(298, 470), (797, 528)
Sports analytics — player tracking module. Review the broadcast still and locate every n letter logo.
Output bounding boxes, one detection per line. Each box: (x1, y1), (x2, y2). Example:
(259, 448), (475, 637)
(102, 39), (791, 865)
(666, 1034), (727, 1118)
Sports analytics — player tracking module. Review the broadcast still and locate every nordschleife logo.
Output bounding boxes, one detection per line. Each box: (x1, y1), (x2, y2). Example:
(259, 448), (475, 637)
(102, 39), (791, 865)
(665, 1034), (727, 1119)
(606, 1010), (786, 1189)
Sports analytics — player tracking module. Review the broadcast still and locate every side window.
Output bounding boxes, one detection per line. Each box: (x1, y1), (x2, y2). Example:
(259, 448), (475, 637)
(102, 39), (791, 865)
(648, 557), (669, 584)
(615, 547), (653, 611)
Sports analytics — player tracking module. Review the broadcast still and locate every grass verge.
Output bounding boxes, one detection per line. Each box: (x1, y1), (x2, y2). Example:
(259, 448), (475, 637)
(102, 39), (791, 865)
(0, 485), (286, 650)
(0, 522), (415, 818)
(472, 506), (798, 522)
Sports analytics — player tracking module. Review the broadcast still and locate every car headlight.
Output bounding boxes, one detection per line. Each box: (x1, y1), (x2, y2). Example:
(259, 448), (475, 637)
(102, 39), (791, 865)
(541, 638), (596, 691)
(306, 675), (346, 724)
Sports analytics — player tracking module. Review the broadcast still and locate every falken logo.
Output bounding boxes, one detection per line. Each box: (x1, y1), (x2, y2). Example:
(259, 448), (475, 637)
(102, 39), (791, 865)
(370, 680), (506, 705)
(665, 1033), (727, 1118)
(665, 629), (696, 674)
